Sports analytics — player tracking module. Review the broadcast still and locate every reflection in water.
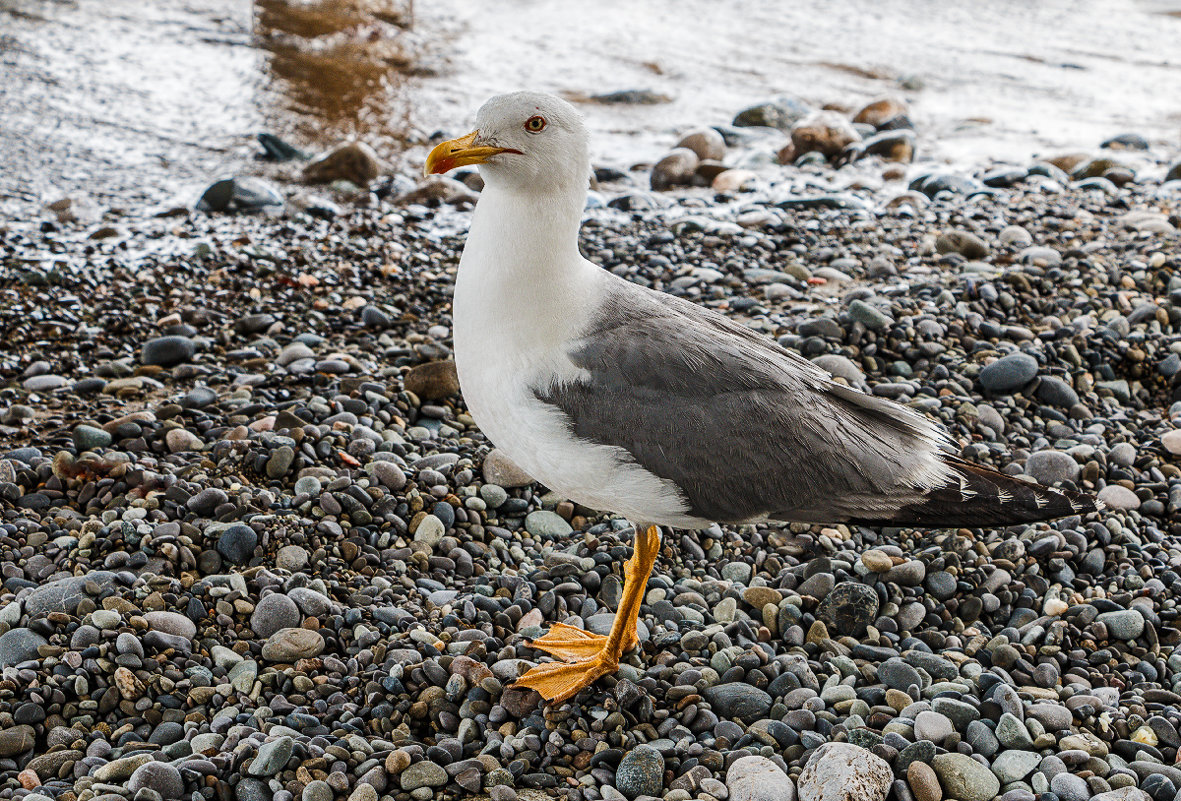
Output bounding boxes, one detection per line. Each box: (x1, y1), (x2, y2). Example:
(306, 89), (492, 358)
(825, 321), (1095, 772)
(254, 0), (418, 142)
(0, 0), (425, 215)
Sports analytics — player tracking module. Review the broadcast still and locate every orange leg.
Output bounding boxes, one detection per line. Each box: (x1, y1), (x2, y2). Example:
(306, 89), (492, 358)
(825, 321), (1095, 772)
(516, 524), (661, 705)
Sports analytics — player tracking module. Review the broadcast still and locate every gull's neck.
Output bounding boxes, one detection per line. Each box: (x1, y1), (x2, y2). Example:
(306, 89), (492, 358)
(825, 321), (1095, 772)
(454, 179), (602, 354)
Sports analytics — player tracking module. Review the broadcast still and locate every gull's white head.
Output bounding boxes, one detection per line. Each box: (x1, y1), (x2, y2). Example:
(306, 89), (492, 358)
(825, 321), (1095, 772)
(424, 91), (589, 195)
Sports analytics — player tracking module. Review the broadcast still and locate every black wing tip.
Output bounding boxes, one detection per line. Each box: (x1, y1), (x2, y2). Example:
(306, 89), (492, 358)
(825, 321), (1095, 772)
(853, 459), (1104, 529)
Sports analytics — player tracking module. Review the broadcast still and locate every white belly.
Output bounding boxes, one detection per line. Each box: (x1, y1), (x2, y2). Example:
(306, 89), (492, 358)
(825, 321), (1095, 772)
(455, 344), (707, 529)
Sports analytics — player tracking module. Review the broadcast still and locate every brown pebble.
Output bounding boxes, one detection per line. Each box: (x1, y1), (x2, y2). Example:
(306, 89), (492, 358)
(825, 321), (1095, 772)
(18, 769), (40, 789)
(403, 360), (460, 400)
(908, 761), (942, 801)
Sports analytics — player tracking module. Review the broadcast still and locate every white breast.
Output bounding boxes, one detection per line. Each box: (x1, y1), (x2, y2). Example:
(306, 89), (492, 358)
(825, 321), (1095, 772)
(451, 207), (704, 528)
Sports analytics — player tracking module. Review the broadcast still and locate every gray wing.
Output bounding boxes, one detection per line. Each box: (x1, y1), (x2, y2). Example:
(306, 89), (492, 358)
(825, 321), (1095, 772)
(535, 278), (954, 524)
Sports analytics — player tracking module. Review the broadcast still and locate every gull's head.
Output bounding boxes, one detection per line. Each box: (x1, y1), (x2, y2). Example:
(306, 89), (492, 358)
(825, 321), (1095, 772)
(424, 91), (589, 194)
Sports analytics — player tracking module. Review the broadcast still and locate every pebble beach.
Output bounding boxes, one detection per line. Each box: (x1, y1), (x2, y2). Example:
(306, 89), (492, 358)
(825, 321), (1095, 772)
(3, 83), (1181, 801)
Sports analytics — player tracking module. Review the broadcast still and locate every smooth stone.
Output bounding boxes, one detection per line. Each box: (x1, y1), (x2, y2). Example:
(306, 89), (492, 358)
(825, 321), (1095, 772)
(524, 510), (573, 538)
(142, 336), (196, 367)
(400, 761), (447, 791)
(1026, 703), (1072, 731)
(931, 753), (1000, 801)
(217, 524), (258, 565)
(303, 781), (332, 801)
(907, 761), (942, 801)
(24, 571), (118, 615)
(703, 683), (773, 723)
(677, 128), (726, 162)
(235, 778), (271, 801)
(847, 299), (893, 331)
(965, 721), (999, 758)
(979, 353), (1039, 393)
(991, 751), (1040, 784)
(260, 628), (324, 662)
(247, 736), (294, 777)
(996, 713), (1035, 750)
(0, 628), (48, 667)
(1049, 773), (1089, 801)
(797, 743), (891, 801)
(275, 545), (309, 571)
(1025, 450), (1080, 485)
(0, 725), (36, 757)
(144, 611), (196, 640)
(651, 148), (700, 191)
(404, 361), (460, 400)
(128, 762), (184, 800)
(816, 581), (879, 636)
(1097, 610), (1145, 640)
(1097, 485), (1139, 510)
(616, 745), (664, 799)
(935, 230), (990, 260)
(914, 711), (954, 744)
(726, 755), (796, 801)
(482, 449), (533, 488)
(73, 424), (113, 450)
(251, 594), (302, 638)
(1035, 376), (1079, 408)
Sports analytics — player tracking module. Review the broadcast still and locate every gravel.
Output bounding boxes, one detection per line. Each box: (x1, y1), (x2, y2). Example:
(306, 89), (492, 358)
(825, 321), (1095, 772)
(1, 97), (1180, 801)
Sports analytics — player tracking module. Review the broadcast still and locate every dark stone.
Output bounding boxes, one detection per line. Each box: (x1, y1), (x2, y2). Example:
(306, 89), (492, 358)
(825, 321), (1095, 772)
(702, 683), (772, 723)
(615, 745), (664, 798)
(979, 353), (1038, 393)
(142, 336), (197, 367)
(817, 581), (880, 636)
(217, 525), (258, 565)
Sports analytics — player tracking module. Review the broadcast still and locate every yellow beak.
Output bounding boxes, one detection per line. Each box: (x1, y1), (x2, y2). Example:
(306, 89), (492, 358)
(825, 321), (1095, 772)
(423, 131), (520, 177)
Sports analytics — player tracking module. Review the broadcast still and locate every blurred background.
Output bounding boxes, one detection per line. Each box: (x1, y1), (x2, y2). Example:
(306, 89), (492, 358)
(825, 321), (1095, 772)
(1, 0), (1179, 217)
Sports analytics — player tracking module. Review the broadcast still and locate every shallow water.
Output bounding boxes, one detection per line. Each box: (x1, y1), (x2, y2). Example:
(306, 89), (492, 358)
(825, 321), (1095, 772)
(1, 0), (1179, 217)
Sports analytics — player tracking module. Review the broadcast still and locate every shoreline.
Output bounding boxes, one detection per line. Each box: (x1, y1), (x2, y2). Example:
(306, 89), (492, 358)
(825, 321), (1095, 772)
(2, 148), (1181, 800)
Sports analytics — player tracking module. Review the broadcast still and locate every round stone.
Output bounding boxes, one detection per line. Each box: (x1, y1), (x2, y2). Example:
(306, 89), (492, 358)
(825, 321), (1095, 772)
(878, 659), (922, 692)
(144, 611), (196, 640)
(0, 629), (48, 667)
(616, 745), (664, 799)
(260, 628), (324, 662)
(702, 683), (772, 723)
(251, 594), (302, 638)
(935, 229), (990, 260)
(726, 755), (794, 801)
(931, 753), (1000, 801)
(73, 424), (112, 450)
(914, 711), (954, 744)
(403, 361), (460, 400)
(1097, 609), (1145, 640)
(275, 545), (309, 571)
(816, 581), (879, 636)
(1035, 376), (1079, 407)
(1025, 450), (1080, 485)
(925, 571), (957, 601)
(524, 510), (573, 539)
(400, 761), (447, 791)
(979, 352), (1038, 393)
(676, 128), (726, 161)
(141, 335), (196, 367)
(907, 761), (941, 801)
(1098, 485), (1140, 510)
(217, 524), (258, 565)
(128, 762), (184, 800)
(798, 743), (891, 801)
(650, 148), (699, 191)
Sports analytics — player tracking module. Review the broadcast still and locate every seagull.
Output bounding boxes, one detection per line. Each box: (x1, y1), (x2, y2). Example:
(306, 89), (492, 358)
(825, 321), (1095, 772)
(423, 91), (1102, 705)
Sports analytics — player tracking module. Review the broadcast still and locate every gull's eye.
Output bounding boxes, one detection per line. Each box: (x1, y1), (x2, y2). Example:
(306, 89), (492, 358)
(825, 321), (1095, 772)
(525, 115), (547, 133)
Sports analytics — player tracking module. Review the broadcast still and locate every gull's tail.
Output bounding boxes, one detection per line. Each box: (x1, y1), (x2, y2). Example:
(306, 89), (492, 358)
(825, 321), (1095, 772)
(853, 457), (1104, 528)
